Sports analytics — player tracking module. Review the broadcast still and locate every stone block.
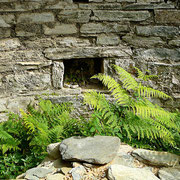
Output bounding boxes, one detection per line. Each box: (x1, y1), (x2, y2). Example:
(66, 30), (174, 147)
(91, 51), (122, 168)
(79, 3), (122, 10)
(17, 12), (54, 24)
(135, 48), (180, 62)
(117, 0), (135, 2)
(169, 39), (180, 47)
(2, 71), (51, 94)
(44, 46), (130, 60)
(137, 0), (162, 2)
(135, 26), (179, 38)
(44, 23), (78, 35)
(97, 34), (120, 46)
(91, 10), (151, 22)
(45, 1), (77, 10)
(158, 167), (180, 180)
(0, 16), (11, 27)
(80, 23), (129, 34)
(122, 35), (165, 48)
(52, 61), (64, 89)
(0, 2), (42, 12)
(123, 3), (175, 10)
(58, 10), (91, 23)
(0, 28), (11, 38)
(1, 14), (15, 25)
(155, 10), (180, 24)
(15, 24), (42, 37)
(0, 38), (21, 51)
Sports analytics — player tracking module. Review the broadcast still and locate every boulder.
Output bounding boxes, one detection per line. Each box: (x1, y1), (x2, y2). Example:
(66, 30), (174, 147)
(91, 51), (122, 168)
(158, 166), (180, 180)
(131, 149), (180, 167)
(108, 164), (159, 180)
(25, 167), (54, 180)
(59, 136), (120, 164)
(47, 142), (61, 159)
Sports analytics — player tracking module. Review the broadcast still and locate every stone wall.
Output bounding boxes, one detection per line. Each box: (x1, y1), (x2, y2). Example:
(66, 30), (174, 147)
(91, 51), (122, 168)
(0, 0), (180, 121)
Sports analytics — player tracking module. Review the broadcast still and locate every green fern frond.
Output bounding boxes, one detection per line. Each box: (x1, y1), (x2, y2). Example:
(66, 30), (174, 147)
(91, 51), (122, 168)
(92, 73), (129, 105)
(84, 91), (118, 125)
(137, 84), (172, 99)
(134, 67), (158, 81)
(112, 65), (138, 90)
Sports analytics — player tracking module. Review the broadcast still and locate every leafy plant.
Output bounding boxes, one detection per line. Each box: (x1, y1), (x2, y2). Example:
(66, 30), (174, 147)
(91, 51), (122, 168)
(0, 99), (82, 179)
(84, 65), (180, 149)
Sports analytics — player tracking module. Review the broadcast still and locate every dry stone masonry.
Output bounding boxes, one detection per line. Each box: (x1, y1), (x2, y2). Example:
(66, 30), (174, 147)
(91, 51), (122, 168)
(0, 0), (180, 120)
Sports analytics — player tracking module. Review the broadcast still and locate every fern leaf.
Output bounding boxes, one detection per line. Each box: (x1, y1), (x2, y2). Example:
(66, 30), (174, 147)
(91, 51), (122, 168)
(91, 73), (129, 105)
(112, 65), (138, 90)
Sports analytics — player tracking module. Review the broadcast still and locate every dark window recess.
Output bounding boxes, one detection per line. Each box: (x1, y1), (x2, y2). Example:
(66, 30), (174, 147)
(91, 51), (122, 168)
(73, 0), (89, 3)
(64, 58), (104, 89)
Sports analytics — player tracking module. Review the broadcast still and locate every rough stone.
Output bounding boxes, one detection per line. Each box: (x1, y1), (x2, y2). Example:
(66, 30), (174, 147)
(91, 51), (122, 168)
(123, 3), (175, 10)
(97, 34), (120, 46)
(58, 10), (91, 23)
(46, 173), (65, 180)
(80, 23), (129, 34)
(122, 35), (165, 47)
(52, 61), (64, 89)
(155, 10), (180, 24)
(15, 24), (42, 37)
(69, 165), (87, 180)
(135, 48), (180, 62)
(17, 12), (55, 24)
(44, 47), (130, 60)
(131, 149), (180, 167)
(44, 23), (78, 35)
(59, 136), (120, 164)
(169, 39), (180, 47)
(108, 164), (159, 180)
(135, 26), (179, 38)
(0, 38), (21, 51)
(0, 16), (11, 27)
(47, 142), (61, 159)
(0, 28), (11, 38)
(91, 10), (151, 22)
(158, 166), (180, 180)
(79, 3), (122, 10)
(25, 167), (54, 179)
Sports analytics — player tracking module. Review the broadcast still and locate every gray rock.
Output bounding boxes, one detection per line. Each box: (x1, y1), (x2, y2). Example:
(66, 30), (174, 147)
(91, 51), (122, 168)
(108, 164), (159, 180)
(158, 166), (180, 180)
(25, 167), (54, 179)
(0, 28), (11, 38)
(80, 23), (129, 34)
(59, 136), (120, 164)
(17, 12), (55, 24)
(135, 26), (179, 38)
(91, 10), (151, 22)
(97, 34), (120, 46)
(58, 10), (91, 23)
(135, 48), (180, 62)
(44, 23), (78, 35)
(131, 149), (180, 167)
(46, 173), (65, 180)
(155, 10), (180, 24)
(122, 35), (165, 48)
(0, 38), (21, 51)
(69, 165), (87, 180)
(52, 61), (64, 89)
(47, 142), (61, 159)
(111, 144), (136, 168)
(169, 39), (180, 47)
(0, 16), (11, 27)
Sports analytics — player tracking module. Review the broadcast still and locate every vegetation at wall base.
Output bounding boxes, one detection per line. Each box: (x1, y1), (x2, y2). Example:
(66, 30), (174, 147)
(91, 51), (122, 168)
(0, 66), (179, 179)
(0, 100), (82, 179)
(83, 65), (180, 155)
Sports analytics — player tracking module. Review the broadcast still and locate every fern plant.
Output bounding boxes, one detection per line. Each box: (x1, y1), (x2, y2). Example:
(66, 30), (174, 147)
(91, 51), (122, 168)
(84, 65), (179, 148)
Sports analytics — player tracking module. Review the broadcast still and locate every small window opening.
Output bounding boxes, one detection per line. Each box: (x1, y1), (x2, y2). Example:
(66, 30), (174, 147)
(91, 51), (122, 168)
(64, 58), (104, 89)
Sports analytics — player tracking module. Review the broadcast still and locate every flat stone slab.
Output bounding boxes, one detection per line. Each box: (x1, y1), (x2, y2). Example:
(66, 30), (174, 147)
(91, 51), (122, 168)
(131, 149), (180, 167)
(108, 164), (159, 180)
(59, 136), (120, 164)
(158, 166), (180, 180)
